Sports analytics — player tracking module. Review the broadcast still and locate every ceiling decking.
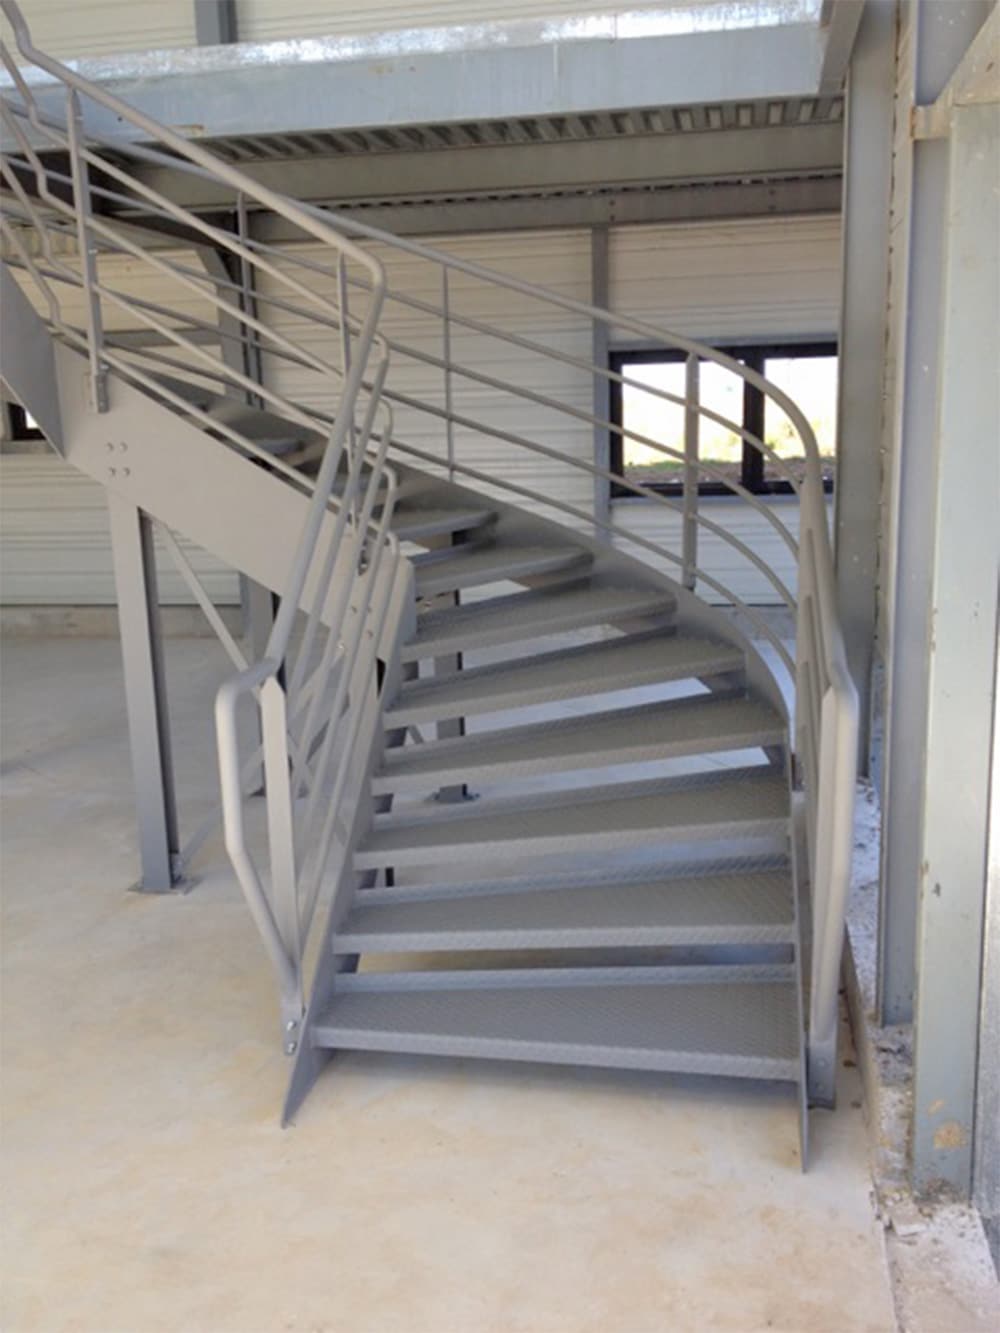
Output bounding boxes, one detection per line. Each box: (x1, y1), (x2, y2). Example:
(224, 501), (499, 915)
(106, 94), (843, 225)
(207, 95), (845, 165)
(2, 5), (851, 235)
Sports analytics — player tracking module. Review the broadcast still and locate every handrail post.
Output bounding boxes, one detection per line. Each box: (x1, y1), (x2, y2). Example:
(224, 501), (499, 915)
(235, 191), (263, 409)
(682, 353), (699, 591)
(441, 265), (455, 480)
(65, 87), (107, 412)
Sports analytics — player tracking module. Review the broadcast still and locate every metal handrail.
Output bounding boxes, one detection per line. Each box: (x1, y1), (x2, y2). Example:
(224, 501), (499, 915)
(1, 1), (407, 1035)
(0, 0), (857, 1084)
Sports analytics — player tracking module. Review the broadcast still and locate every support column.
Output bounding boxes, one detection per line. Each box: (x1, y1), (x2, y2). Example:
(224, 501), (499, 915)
(878, 0), (992, 1025)
(833, 0), (894, 771)
(910, 96), (999, 1196)
(108, 493), (181, 891)
(591, 225), (611, 531)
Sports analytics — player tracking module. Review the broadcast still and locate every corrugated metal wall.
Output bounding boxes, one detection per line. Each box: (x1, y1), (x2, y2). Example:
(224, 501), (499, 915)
(0, 456), (239, 604)
(2, 1), (195, 60)
(236, 2), (707, 43)
(609, 216), (841, 341)
(257, 229), (594, 520)
(609, 215), (840, 602)
(1, 215), (840, 607)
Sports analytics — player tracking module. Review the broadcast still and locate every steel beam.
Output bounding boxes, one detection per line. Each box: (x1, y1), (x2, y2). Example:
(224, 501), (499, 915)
(975, 633), (1000, 1258)
(107, 493), (182, 892)
(832, 0), (894, 772)
(911, 98), (999, 1196)
(878, 0), (993, 1027)
(819, 0), (868, 95)
(194, 0), (237, 47)
(591, 226), (611, 531)
(129, 123), (844, 214)
(5, 17), (828, 148)
(246, 176), (843, 244)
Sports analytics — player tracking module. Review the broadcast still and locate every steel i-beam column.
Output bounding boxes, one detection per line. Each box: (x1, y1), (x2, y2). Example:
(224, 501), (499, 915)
(591, 225), (611, 532)
(108, 493), (182, 891)
(910, 92), (999, 1197)
(878, 0), (993, 1026)
(833, 0), (894, 772)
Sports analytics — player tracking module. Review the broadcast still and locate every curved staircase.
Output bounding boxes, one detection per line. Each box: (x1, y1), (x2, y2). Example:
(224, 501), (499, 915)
(283, 462), (805, 1136)
(0, 0), (858, 1163)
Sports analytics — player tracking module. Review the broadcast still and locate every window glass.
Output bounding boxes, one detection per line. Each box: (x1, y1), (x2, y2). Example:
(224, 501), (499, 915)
(763, 355), (837, 486)
(697, 361), (744, 484)
(621, 361), (686, 484)
(612, 344), (836, 494)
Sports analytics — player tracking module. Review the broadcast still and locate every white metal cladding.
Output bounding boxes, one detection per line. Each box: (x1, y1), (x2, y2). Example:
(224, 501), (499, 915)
(1, 1), (195, 61)
(609, 214), (839, 602)
(609, 215), (841, 342)
(237, 2), (725, 44)
(256, 229), (595, 522)
(0, 456), (240, 604)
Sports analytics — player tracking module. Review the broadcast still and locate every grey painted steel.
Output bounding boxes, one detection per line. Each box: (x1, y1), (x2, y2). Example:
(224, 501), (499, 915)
(356, 765), (789, 869)
(194, 0), (237, 47)
(334, 867), (796, 951)
(910, 98), (999, 1197)
(312, 965), (801, 1084)
(0, 261), (62, 447)
(402, 579), (676, 661)
(373, 694), (784, 794)
(106, 494), (180, 891)
(2, 15), (831, 149)
(682, 354), (699, 591)
(390, 506), (496, 543)
(127, 124), (844, 214)
(386, 630), (743, 728)
(246, 177), (842, 243)
(1, 9), (861, 1138)
(878, 0), (994, 1027)
(591, 226), (610, 530)
(819, 0), (867, 95)
(65, 88), (107, 412)
(413, 543), (590, 598)
(975, 617), (1000, 1261)
(832, 0), (894, 772)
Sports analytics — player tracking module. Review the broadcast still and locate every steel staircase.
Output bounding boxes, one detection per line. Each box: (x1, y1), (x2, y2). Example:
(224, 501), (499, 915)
(0, 1), (858, 1164)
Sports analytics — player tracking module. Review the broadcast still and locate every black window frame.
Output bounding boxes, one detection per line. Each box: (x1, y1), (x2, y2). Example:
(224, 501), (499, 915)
(609, 339), (837, 498)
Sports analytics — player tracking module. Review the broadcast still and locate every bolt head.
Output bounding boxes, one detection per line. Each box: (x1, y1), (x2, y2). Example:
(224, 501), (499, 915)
(284, 1040), (298, 1056)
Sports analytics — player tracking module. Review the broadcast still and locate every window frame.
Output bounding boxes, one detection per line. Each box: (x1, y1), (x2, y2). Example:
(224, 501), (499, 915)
(609, 339), (837, 499)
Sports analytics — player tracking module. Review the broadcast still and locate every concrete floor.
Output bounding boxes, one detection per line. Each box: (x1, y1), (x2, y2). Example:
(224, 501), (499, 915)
(1, 635), (899, 1333)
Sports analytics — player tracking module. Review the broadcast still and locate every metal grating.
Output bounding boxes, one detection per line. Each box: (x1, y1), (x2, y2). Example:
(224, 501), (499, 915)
(200, 95), (844, 164)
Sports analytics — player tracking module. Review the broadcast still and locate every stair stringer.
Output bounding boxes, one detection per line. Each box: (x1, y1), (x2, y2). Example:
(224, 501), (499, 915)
(282, 560), (416, 1124)
(383, 459), (792, 728)
(16, 336), (395, 626)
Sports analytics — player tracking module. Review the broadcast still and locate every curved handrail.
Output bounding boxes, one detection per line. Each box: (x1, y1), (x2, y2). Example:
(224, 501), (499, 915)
(0, 0), (857, 1088)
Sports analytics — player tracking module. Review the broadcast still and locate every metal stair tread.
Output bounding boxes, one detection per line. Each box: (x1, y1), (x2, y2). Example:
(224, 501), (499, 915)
(311, 965), (801, 1081)
(334, 867), (795, 950)
(389, 506), (497, 541)
(374, 693), (784, 791)
(385, 629), (743, 726)
(414, 543), (591, 597)
(356, 765), (789, 866)
(404, 579), (676, 660)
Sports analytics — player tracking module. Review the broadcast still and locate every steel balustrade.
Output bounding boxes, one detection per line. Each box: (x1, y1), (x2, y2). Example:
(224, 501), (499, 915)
(0, 0), (857, 1089)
